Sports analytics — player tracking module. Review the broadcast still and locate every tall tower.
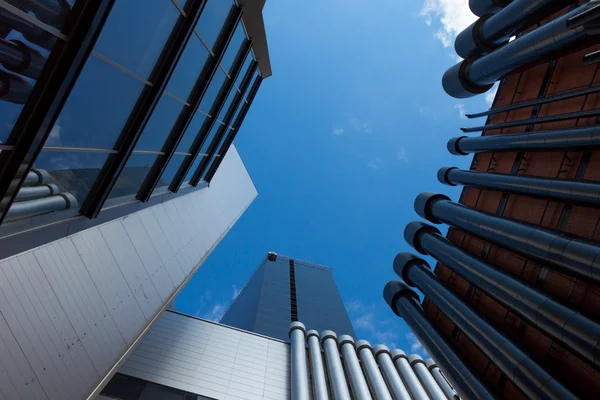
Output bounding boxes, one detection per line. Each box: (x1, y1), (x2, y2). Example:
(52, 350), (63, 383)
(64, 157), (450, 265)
(220, 252), (357, 341)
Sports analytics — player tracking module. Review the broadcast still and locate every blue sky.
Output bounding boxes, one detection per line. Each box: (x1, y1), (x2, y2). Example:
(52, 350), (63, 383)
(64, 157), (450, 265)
(175, 0), (494, 355)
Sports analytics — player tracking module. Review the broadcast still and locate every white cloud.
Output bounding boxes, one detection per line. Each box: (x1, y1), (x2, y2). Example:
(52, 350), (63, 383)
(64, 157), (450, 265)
(204, 304), (226, 321)
(347, 300), (400, 349)
(367, 158), (381, 169)
(45, 121), (62, 146)
(405, 332), (426, 354)
(420, 0), (477, 48)
(232, 285), (241, 299)
(332, 127), (345, 135)
(454, 104), (467, 119)
(349, 118), (373, 135)
(485, 83), (499, 106)
(397, 147), (409, 163)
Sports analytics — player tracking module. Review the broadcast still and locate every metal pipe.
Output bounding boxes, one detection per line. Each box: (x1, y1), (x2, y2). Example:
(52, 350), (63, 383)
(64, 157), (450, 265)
(456, 0), (567, 58)
(0, 68), (32, 104)
(356, 341), (392, 400)
(290, 322), (310, 400)
(447, 124), (600, 155)
(383, 281), (495, 400)
(6, 0), (71, 29)
(16, 183), (58, 200)
(0, 8), (56, 50)
(0, 39), (46, 79)
(438, 166), (600, 207)
(373, 345), (412, 400)
(5, 192), (77, 221)
(460, 108), (600, 133)
(442, 3), (594, 98)
(307, 330), (330, 400)
(414, 192), (600, 284)
(402, 226), (600, 368)
(469, 0), (512, 17)
(425, 359), (458, 400)
(338, 335), (373, 400)
(466, 85), (600, 118)
(321, 331), (351, 400)
(23, 169), (51, 186)
(391, 349), (430, 400)
(392, 255), (576, 399)
(408, 354), (447, 400)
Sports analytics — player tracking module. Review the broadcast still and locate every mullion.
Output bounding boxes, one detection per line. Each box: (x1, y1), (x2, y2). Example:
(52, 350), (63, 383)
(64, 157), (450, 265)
(0, 0), (115, 226)
(136, 5), (242, 202)
(79, 0), (207, 218)
(191, 57), (256, 185)
(203, 75), (263, 184)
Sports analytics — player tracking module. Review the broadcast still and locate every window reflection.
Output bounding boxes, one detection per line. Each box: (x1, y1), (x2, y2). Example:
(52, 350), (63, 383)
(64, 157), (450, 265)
(196, 0), (233, 51)
(135, 94), (186, 152)
(199, 68), (227, 113)
(166, 36), (209, 101)
(5, 151), (109, 223)
(176, 112), (209, 154)
(217, 88), (236, 123)
(156, 154), (186, 192)
(94, 0), (181, 79)
(46, 55), (146, 149)
(184, 155), (203, 182)
(220, 23), (246, 74)
(108, 153), (159, 201)
(199, 123), (221, 155)
(234, 54), (253, 90)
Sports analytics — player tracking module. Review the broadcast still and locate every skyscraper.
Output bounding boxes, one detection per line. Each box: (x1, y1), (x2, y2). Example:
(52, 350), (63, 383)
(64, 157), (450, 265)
(0, 0), (270, 398)
(385, 1), (600, 399)
(220, 252), (357, 341)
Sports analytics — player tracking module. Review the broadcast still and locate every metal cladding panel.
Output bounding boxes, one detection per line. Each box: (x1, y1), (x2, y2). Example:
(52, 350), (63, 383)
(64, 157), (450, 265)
(0, 145), (256, 399)
(119, 311), (291, 400)
(295, 262), (356, 338)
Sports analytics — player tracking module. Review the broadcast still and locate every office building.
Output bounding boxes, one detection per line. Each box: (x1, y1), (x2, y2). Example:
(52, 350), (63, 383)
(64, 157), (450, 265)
(220, 252), (357, 341)
(0, 0), (270, 398)
(385, 1), (600, 399)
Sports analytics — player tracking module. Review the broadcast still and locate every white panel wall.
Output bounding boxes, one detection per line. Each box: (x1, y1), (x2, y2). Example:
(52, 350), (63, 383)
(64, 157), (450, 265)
(0, 146), (257, 400)
(119, 311), (290, 400)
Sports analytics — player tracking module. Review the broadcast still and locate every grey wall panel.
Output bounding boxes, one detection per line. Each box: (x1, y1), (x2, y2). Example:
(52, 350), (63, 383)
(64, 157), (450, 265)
(120, 311), (291, 400)
(0, 146), (257, 399)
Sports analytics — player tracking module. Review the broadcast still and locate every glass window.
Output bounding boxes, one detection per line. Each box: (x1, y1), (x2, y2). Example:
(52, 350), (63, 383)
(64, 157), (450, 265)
(176, 112), (210, 154)
(184, 154), (204, 182)
(220, 23), (247, 74)
(135, 94), (186, 152)
(139, 382), (186, 400)
(100, 373), (148, 400)
(201, 156), (217, 181)
(217, 87), (237, 123)
(108, 153), (159, 200)
(245, 71), (259, 102)
(94, 0), (181, 80)
(32, 151), (109, 204)
(166, 36), (209, 101)
(0, 19), (59, 143)
(199, 67), (227, 114)
(45, 55), (146, 149)
(199, 123), (221, 154)
(196, 0), (233, 51)
(230, 98), (245, 128)
(157, 154), (186, 190)
(234, 54), (253, 90)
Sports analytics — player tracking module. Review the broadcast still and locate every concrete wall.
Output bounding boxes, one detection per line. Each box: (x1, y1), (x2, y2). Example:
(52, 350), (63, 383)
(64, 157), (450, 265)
(119, 311), (290, 400)
(0, 145), (257, 400)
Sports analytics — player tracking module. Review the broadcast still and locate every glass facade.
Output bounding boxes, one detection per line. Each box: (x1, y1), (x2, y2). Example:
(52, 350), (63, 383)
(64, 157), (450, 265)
(220, 255), (357, 341)
(0, 0), (264, 239)
(101, 373), (213, 400)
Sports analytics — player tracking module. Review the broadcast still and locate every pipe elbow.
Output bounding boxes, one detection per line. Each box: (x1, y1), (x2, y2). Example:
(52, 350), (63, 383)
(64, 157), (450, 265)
(447, 136), (468, 155)
(414, 192), (450, 223)
(383, 280), (419, 316)
(442, 59), (493, 99)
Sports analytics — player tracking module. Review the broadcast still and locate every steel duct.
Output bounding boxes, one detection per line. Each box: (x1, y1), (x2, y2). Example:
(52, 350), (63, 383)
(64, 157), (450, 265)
(307, 330), (329, 400)
(0, 39), (46, 79)
(0, 8), (56, 50)
(425, 359), (458, 400)
(16, 183), (59, 201)
(6, 0), (71, 29)
(400, 234), (600, 368)
(438, 166), (600, 207)
(469, 0), (511, 17)
(383, 281), (495, 400)
(391, 349), (430, 400)
(447, 125), (600, 155)
(23, 169), (51, 186)
(373, 345), (413, 400)
(321, 331), (351, 400)
(392, 254), (576, 399)
(338, 335), (373, 400)
(415, 192), (600, 284)
(443, 3), (594, 98)
(0, 69), (32, 104)
(356, 341), (392, 400)
(408, 354), (447, 400)
(290, 322), (310, 400)
(456, 0), (567, 58)
(5, 193), (77, 221)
